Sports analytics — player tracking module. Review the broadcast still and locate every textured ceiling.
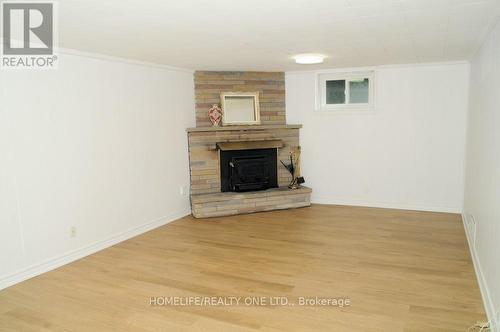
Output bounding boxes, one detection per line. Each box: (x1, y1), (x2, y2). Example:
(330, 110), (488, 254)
(59, 0), (500, 70)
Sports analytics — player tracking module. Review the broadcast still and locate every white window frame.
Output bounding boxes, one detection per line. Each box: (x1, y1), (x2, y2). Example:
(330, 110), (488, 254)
(316, 70), (375, 112)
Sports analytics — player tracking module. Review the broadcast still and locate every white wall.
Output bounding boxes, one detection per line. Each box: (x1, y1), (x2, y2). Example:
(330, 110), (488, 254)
(463, 20), (500, 328)
(0, 51), (195, 289)
(286, 62), (469, 213)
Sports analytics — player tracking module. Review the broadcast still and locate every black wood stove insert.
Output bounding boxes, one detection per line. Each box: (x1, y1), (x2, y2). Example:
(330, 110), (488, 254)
(220, 148), (278, 192)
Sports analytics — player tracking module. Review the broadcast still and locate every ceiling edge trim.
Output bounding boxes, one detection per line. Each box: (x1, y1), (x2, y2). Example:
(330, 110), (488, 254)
(59, 47), (195, 73)
(285, 60), (470, 75)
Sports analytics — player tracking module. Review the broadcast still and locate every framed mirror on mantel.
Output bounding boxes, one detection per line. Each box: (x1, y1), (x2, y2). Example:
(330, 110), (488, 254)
(220, 92), (261, 126)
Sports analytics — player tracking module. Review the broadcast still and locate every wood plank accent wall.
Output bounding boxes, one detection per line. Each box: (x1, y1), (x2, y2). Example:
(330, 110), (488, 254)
(194, 71), (286, 127)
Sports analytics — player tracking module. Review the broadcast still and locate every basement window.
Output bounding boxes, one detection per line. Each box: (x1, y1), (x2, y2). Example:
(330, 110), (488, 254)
(317, 71), (374, 111)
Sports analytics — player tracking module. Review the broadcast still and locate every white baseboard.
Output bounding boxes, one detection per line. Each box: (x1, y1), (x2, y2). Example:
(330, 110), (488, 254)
(461, 213), (498, 332)
(311, 196), (461, 213)
(0, 209), (191, 291)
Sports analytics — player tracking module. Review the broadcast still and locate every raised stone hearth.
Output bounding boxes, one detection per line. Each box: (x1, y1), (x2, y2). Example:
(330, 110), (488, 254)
(191, 186), (312, 218)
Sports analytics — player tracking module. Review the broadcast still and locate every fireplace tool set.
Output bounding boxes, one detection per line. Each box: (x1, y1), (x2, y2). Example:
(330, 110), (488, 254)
(280, 147), (305, 189)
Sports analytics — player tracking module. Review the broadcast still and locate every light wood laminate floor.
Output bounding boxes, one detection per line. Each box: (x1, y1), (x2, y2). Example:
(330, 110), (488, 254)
(0, 205), (486, 331)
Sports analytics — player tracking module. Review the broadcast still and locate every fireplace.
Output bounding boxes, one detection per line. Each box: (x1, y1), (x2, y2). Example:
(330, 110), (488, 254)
(220, 148), (278, 192)
(187, 124), (311, 218)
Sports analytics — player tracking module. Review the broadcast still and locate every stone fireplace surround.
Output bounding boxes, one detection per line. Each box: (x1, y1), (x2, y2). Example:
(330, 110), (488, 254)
(187, 125), (311, 218)
(187, 71), (311, 218)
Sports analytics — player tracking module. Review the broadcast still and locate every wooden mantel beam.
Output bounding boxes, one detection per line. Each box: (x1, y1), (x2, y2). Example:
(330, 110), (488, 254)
(216, 140), (284, 151)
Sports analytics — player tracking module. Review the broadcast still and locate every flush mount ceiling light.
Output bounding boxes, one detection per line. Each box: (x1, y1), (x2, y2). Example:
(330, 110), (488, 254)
(293, 54), (325, 64)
